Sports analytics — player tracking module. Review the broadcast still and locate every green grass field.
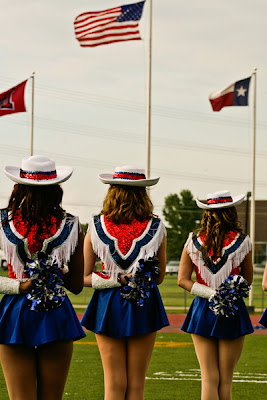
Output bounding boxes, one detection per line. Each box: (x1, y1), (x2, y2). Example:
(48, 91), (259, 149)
(63, 333), (267, 400)
(0, 332), (265, 400)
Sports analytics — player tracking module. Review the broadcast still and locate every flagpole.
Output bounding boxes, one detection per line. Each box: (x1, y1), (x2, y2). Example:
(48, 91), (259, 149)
(249, 68), (257, 309)
(30, 72), (35, 156)
(146, 0), (152, 178)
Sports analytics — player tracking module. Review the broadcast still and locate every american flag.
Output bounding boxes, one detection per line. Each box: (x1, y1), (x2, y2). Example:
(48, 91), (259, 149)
(74, 1), (145, 48)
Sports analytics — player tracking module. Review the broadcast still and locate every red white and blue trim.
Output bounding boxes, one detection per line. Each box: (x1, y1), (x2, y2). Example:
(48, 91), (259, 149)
(207, 196), (233, 205)
(89, 215), (166, 279)
(185, 232), (252, 289)
(113, 171), (146, 181)
(196, 191), (245, 209)
(99, 165), (159, 187)
(20, 169), (57, 181)
(0, 210), (80, 280)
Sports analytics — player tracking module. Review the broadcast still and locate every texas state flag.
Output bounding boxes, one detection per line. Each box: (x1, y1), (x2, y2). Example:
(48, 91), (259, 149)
(209, 77), (251, 112)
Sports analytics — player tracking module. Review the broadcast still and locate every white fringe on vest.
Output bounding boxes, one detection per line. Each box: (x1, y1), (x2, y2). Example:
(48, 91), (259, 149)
(185, 232), (252, 290)
(0, 213), (80, 281)
(89, 215), (166, 281)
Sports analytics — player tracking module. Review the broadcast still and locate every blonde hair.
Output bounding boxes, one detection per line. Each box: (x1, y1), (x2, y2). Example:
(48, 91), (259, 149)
(100, 185), (155, 223)
(197, 207), (243, 261)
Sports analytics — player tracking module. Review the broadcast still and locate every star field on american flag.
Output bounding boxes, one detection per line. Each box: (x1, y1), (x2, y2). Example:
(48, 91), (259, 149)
(74, 1), (145, 48)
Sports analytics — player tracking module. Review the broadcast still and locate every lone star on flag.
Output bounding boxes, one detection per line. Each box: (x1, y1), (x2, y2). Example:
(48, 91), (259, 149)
(236, 86), (247, 97)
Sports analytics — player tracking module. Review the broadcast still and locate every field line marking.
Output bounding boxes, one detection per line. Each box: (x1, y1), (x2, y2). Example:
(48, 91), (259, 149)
(75, 341), (193, 347)
(75, 342), (98, 345)
(146, 377), (267, 384)
(154, 342), (193, 347)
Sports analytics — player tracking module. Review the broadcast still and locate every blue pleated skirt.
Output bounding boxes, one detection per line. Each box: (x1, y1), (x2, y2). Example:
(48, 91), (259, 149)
(0, 293), (86, 347)
(259, 308), (267, 327)
(81, 283), (169, 338)
(181, 296), (254, 339)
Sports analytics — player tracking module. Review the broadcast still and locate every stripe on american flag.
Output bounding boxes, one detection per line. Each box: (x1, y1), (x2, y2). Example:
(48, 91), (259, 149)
(74, 2), (144, 47)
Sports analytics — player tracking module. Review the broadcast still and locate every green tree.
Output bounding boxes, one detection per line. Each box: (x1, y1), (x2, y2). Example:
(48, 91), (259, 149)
(162, 189), (202, 260)
(81, 223), (88, 236)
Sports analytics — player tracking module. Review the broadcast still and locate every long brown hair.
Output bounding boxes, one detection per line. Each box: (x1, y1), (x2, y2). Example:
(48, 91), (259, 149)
(100, 185), (155, 224)
(5, 183), (65, 235)
(197, 207), (243, 261)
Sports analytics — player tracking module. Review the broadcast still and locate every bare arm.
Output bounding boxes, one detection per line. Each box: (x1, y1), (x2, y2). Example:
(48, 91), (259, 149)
(262, 264), (267, 291)
(240, 250), (253, 285)
(83, 232), (132, 286)
(177, 246), (194, 292)
(155, 235), (167, 285)
(64, 229), (84, 294)
(83, 231), (97, 287)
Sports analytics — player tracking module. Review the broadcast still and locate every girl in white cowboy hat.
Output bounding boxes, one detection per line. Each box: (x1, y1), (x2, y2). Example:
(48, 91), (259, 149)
(178, 190), (253, 400)
(81, 165), (169, 400)
(0, 155), (85, 400)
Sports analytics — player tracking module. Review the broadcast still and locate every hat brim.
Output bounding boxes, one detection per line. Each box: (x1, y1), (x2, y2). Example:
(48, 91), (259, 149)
(99, 173), (159, 187)
(4, 166), (73, 186)
(196, 194), (245, 210)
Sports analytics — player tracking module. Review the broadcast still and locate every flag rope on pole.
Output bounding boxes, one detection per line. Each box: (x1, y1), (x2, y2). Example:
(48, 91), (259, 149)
(30, 72), (35, 156)
(249, 68), (257, 309)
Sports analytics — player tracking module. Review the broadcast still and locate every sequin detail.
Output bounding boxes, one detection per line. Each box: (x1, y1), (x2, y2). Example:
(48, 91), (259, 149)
(91, 215), (163, 273)
(13, 210), (62, 254)
(104, 216), (149, 255)
(20, 169), (57, 181)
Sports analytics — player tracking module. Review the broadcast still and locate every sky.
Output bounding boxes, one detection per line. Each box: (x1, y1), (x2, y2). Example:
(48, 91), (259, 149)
(1, 0), (267, 223)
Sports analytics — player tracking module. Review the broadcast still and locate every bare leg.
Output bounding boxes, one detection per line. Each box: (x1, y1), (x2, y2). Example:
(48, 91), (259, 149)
(126, 332), (157, 400)
(192, 334), (220, 400)
(36, 340), (73, 400)
(0, 344), (37, 400)
(218, 337), (245, 400)
(96, 334), (127, 400)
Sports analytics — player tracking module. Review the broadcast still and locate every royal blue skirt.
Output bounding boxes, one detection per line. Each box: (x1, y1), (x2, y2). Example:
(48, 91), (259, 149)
(259, 308), (267, 327)
(181, 296), (254, 339)
(81, 283), (169, 338)
(0, 293), (85, 347)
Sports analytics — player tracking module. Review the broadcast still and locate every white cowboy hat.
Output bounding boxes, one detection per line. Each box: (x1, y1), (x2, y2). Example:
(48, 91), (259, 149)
(196, 190), (245, 209)
(99, 165), (159, 187)
(4, 155), (73, 186)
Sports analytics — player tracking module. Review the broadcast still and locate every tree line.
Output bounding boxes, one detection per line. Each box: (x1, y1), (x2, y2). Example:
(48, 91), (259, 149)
(163, 189), (202, 261)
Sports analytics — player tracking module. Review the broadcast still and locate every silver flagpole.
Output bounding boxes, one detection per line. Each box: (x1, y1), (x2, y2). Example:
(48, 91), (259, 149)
(30, 72), (35, 156)
(249, 68), (257, 309)
(146, 0), (152, 178)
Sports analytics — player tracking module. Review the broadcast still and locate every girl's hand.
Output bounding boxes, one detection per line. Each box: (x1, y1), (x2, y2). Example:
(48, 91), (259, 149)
(19, 280), (32, 294)
(120, 274), (132, 285)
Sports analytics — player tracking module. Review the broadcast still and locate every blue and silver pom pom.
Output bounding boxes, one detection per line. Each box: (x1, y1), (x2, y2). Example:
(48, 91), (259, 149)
(24, 252), (66, 312)
(120, 256), (160, 306)
(209, 274), (250, 318)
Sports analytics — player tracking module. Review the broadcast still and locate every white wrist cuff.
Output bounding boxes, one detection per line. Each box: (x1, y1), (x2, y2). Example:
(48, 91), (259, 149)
(190, 282), (216, 299)
(92, 273), (121, 290)
(0, 276), (20, 295)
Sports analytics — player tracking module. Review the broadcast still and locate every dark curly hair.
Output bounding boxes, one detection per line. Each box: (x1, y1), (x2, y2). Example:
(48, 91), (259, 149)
(197, 207), (243, 261)
(4, 183), (65, 235)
